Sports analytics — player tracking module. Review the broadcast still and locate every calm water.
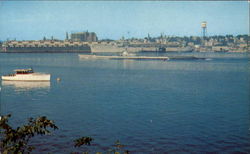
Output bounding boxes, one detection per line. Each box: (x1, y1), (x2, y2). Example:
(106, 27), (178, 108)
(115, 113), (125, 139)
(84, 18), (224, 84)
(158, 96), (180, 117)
(0, 52), (249, 153)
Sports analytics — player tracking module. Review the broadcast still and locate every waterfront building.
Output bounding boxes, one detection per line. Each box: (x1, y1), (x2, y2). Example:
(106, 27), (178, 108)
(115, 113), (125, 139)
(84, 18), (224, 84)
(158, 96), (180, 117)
(70, 32), (98, 42)
(2, 40), (91, 53)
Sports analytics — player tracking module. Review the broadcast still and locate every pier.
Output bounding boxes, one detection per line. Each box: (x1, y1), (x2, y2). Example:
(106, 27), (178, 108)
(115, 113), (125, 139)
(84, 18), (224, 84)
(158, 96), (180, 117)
(78, 54), (207, 61)
(78, 55), (170, 60)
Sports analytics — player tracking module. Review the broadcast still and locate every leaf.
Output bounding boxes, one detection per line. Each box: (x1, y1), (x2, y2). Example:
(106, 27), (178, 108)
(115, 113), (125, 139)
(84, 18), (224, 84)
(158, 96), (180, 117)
(0, 114), (58, 153)
(74, 137), (93, 147)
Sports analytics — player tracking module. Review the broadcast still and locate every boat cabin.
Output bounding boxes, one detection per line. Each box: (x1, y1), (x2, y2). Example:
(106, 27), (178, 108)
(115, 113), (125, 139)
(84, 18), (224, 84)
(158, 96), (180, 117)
(14, 68), (34, 74)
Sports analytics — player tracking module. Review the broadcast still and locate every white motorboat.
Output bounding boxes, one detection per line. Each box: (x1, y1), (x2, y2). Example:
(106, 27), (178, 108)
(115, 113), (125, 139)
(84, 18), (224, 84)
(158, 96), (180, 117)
(1, 68), (50, 81)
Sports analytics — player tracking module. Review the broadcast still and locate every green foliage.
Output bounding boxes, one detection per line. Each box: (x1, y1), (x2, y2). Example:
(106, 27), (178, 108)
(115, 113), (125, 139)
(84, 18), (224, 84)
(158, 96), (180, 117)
(73, 138), (130, 154)
(74, 136), (93, 147)
(106, 140), (130, 154)
(0, 114), (58, 154)
(1, 114), (130, 154)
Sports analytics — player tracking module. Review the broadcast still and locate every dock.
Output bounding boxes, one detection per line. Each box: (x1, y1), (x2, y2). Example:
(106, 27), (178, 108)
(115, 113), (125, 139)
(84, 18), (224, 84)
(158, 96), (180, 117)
(168, 56), (206, 60)
(78, 54), (208, 61)
(78, 55), (170, 60)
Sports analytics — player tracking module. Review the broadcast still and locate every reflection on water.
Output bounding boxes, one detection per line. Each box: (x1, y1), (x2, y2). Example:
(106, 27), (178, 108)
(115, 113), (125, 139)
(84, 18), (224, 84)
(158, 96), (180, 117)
(121, 59), (136, 69)
(1, 81), (50, 91)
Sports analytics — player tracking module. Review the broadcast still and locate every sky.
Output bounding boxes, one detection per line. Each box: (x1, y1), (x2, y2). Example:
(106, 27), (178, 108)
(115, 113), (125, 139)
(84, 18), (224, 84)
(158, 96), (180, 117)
(0, 1), (249, 41)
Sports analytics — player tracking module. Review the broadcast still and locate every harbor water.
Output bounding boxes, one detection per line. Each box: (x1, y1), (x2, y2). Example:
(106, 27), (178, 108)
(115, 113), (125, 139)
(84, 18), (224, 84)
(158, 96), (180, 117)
(0, 52), (249, 153)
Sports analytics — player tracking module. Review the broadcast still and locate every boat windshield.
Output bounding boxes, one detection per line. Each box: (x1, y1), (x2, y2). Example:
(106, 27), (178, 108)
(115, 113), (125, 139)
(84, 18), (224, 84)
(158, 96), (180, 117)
(15, 69), (34, 74)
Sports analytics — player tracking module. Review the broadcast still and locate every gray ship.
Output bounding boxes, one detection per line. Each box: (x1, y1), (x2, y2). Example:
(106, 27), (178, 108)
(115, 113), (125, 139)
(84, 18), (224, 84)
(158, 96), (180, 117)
(90, 41), (193, 53)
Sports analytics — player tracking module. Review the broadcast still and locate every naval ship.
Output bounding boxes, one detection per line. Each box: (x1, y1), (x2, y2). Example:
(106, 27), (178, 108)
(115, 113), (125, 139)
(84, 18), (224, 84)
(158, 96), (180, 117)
(1, 40), (193, 53)
(90, 42), (193, 53)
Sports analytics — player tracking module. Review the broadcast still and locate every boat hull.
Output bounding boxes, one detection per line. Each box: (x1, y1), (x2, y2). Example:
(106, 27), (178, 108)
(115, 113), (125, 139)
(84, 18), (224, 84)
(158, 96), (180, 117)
(1, 73), (50, 81)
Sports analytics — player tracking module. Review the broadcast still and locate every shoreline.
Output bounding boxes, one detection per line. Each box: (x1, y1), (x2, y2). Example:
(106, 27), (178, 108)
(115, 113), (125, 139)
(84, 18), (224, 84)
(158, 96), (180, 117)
(0, 51), (248, 53)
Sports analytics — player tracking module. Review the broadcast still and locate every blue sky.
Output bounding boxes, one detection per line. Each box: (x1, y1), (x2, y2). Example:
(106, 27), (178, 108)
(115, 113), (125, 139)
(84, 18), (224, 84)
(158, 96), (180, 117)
(0, 1), (248, 41)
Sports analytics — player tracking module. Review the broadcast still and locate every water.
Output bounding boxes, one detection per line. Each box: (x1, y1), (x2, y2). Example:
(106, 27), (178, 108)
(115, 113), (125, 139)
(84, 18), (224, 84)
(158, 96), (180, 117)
(0, 52), (249, 153)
